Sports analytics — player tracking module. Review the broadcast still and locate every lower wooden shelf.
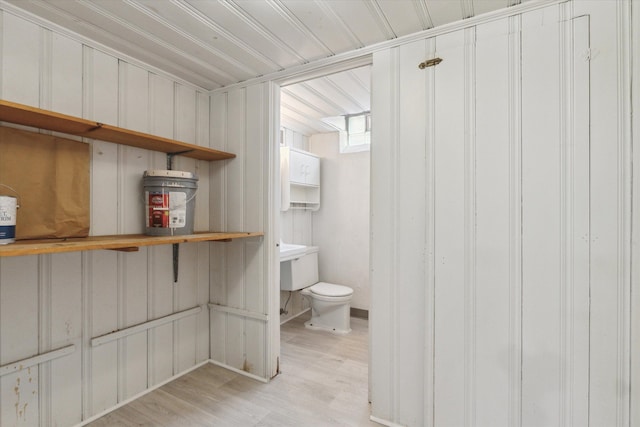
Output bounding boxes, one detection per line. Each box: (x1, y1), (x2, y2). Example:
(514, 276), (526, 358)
(0, 232), (263, 257)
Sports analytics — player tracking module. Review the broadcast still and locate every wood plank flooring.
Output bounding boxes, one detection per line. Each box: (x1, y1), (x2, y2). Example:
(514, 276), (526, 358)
(87, 311), (376, 426)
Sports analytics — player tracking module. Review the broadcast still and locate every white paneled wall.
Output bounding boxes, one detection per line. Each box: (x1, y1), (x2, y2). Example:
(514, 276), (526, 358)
(310, 132), (370, 312)
(370, 2), (634, 427)
(0, 10), (210, 425)
(209, 83), (278, 381)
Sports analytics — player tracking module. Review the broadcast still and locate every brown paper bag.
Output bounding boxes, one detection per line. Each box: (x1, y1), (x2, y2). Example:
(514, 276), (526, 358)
(0, 125), (89, 239)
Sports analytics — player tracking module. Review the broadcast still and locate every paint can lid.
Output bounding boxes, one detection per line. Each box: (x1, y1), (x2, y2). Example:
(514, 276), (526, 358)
(143, 170), (197, 180)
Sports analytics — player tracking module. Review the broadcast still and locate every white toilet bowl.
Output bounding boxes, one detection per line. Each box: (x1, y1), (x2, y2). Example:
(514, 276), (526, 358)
(301, 282), (353, 334)
(280, 246), (353, 334)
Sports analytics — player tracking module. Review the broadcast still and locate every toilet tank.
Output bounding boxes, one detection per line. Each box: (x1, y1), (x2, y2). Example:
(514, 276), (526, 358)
(280, 246), (319, 291)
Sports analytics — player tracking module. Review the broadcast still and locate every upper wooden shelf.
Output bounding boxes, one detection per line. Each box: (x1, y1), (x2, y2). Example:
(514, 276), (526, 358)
(0, 100), (235, 162)
(0, 232), (263, 257)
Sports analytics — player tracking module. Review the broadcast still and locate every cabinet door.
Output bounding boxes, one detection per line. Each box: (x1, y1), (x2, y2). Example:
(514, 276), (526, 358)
(305, 154), (320, 186)
(289, 149), (307, 185)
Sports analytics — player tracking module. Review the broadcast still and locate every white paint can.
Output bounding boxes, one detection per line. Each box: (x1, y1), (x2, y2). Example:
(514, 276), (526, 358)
(0, 195), (17, 244)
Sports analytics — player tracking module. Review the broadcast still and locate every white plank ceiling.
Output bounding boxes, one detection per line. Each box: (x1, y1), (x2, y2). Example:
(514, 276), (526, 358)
(4, 0), (525, 135)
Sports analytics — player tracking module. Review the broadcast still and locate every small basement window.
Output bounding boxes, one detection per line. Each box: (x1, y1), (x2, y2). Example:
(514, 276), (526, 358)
(322, 111), (371, 153)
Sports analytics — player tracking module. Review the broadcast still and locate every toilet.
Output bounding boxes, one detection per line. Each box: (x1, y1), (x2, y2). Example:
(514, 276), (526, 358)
(280, 246), (353, 334)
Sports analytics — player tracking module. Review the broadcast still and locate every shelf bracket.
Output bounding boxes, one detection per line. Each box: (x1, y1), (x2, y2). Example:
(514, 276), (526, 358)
(173, 243), (179, 283)
(166, 150), (194, 170)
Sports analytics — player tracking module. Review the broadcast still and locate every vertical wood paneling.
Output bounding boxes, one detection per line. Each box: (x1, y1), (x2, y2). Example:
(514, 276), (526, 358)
(209, 92), (228, 364)
(371, 4), (600, 427)
(396, 38), (427, 427)
(195, 242), (210, 364)
(631, 2), (640, 425)
(0, 13), (39, 103)
(120, 249), (149, 400)
(572, 3), (622, 421)
(176, 243), (198, 372)
(1, 10), (217, 425)
(48, 33), (83, 427)
(433, 28), (466, 427)
(147, 73), (175, 386)
(564, 14), (591, 427)
(0, 257), (40, 427)
(118, 63), (149, 235)
(422, 36), (437, 427)
(370, 46), (395, 422)
(50, 253), (82, 426)
(84, 46), (120, 418)
(148, 245), (173, 386)
(117, 63), (151, 401)
(225, 89), (247, 370)
(475, 18), (511, 427)
(208, 82), (270, 380)
(521, 7), (562, 426)
(245, 84), (266, 376)
(195, 91), (211, 233)
(87, 251), (119, 415)
(87, 49), (119, 237)
(507, 14), (523, 427)
(0, 15), (41, 426)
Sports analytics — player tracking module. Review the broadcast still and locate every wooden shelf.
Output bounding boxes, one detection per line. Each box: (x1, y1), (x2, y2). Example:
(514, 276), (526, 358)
(0, 100), (235, 161)
(0, 232), (263, 257)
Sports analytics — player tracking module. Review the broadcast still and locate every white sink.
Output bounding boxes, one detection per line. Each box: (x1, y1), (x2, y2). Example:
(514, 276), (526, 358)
(280, 243), (307, 262)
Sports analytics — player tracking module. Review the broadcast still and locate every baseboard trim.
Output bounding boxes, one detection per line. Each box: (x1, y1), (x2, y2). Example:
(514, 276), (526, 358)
(370, 415), (407, 427)
(208, 359), (270, 383)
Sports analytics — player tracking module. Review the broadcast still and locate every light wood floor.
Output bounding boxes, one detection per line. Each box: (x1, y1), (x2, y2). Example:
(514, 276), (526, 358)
(88, 311), (376, 426)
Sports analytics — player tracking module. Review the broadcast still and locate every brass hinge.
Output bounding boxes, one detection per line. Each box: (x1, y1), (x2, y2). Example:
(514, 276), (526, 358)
(418, 58), (443, 69)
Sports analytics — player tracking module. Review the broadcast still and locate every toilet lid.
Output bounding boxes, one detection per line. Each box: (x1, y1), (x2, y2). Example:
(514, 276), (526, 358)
(309, 282), (353, 297)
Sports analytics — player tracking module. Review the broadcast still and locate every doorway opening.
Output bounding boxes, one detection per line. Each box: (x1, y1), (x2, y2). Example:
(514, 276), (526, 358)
(275, 63), (372, 408)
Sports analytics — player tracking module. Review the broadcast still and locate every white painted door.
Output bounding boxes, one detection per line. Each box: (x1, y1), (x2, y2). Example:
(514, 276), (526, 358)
(370, 5), (591, 426)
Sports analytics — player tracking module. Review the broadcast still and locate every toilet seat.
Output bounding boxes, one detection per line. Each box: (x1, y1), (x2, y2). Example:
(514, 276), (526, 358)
(308, 282), (353, 297)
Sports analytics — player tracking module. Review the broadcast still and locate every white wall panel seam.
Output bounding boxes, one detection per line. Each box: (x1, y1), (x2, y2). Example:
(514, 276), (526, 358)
(39, 27), (50, 110)
(630, 1), (640, 425)
(81, 46), (93, 419)
(463, 26), (477, 427)
(38, 254), (52, 427)
(615, 1), (633, 426)
(38, 31), (52, 424)
(172, 82), (181, 376)
(424, 36), (437, 427)
(507, 14), (523, 427)
(116, 53), (126, 399)
(242, 87), (248, 366)
(559, 6), (570, 426)
(390, 45), (399, 421)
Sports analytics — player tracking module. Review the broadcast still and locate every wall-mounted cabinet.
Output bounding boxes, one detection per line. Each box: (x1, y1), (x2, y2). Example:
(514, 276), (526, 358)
(281, 146), (320, 211)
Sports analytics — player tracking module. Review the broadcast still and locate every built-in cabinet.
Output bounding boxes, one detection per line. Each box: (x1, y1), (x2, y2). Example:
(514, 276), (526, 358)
(281, 146), (320, 211)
